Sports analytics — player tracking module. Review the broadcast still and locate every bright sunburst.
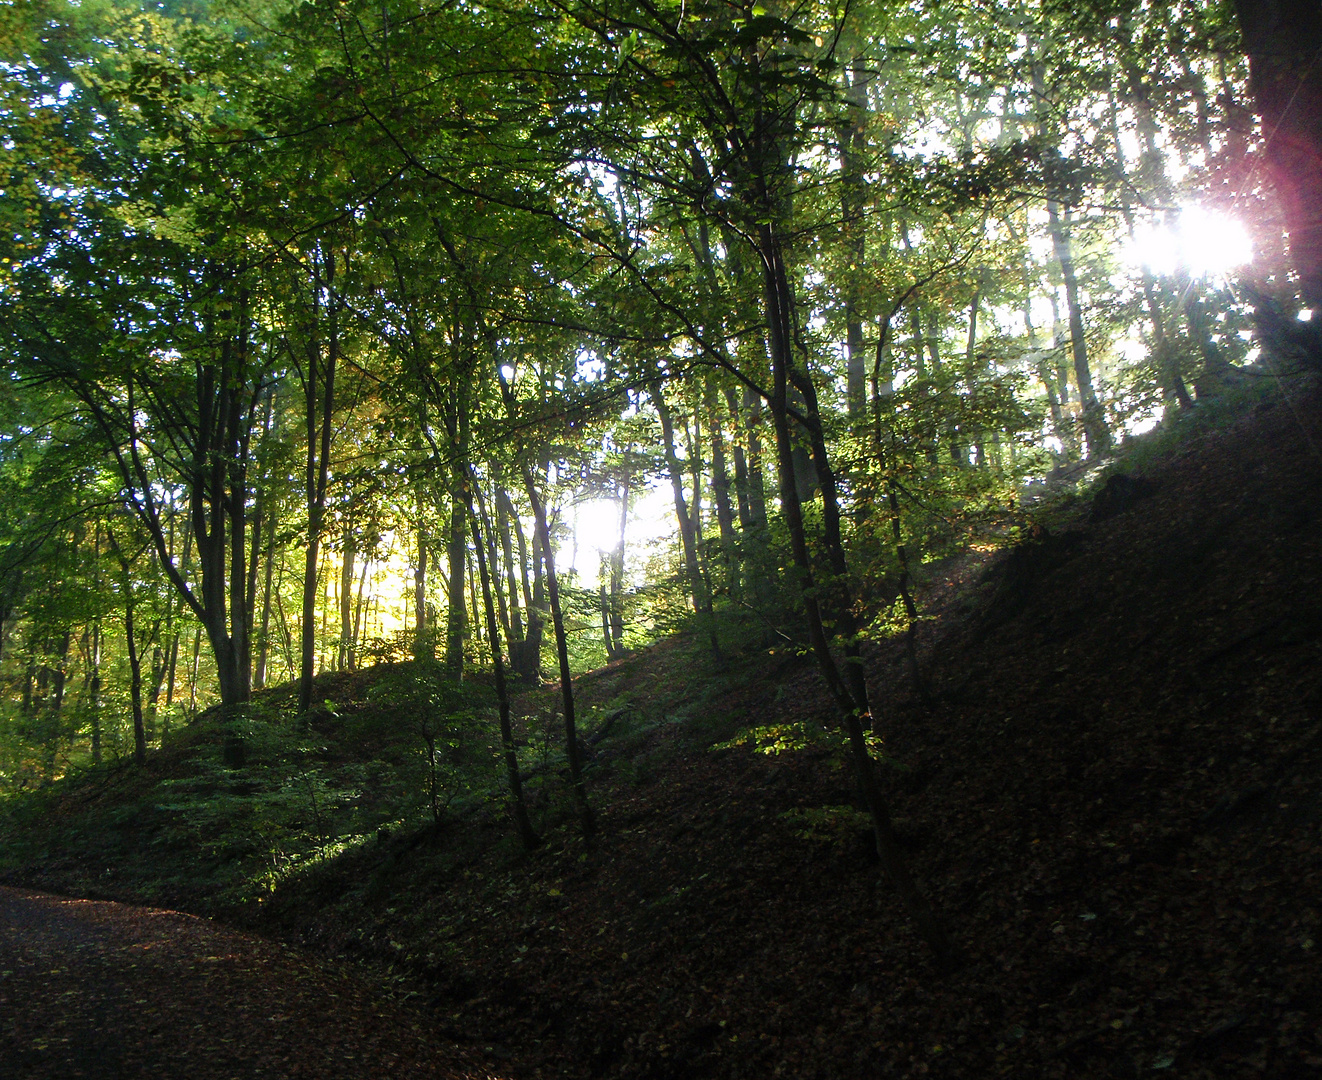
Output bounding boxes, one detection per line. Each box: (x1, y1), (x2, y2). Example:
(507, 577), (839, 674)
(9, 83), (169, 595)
(1125, 205), (1254, 279)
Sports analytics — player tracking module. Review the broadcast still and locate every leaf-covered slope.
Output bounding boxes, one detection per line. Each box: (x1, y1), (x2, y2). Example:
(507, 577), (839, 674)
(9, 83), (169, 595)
(5, 388), (1322, 1079)
(250, 388), (1322, 1079)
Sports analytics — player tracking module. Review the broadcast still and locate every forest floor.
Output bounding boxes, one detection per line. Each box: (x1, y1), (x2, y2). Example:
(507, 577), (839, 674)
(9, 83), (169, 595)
(0, 886), (500, 1079)
(4, 378), (1322, 1079)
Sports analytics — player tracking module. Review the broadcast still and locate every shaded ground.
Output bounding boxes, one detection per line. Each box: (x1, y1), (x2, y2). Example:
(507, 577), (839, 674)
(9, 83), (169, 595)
(0, 887), (502, 1079)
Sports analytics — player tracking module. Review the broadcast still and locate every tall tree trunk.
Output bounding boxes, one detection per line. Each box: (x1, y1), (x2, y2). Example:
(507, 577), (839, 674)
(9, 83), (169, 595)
(1235, 0), (1322, 310)
(255, 505), (276, 689)
(741, 384), (768, 528)
(247, 385), (275, 659)
(146, 635), (165, 744)
(760, 225), (954, 967)
(723, 386), (753, 530)
(492, 357), (594, 836)
(494, 479), (525, 643)
(475, 485), (513, 642)
(965, 285), (983, 467)
(107, 530), (147, 766)
(651, 381), (720, 658)
(522, 462), (594, 836)
(1045, 198), (1110, 456)
(510, 499), (542, 684)
(466, 546), (483, 650)
(444, 494), (466, 678)
(841, 55), (870, 418)
(414, 505), (428, 647)
(338, 529), (356, 672)
(682, 399), (719, 623)
(125, 603), (146, 767)
(299, 248), (339, 716)
(351, 557), (369, 669)
(462, 472), (539, 850)
(704, 377), (738, 594)
(187, 627), (202, 717)
(89, 622), (102, 766)
(609, 469), (628, 658)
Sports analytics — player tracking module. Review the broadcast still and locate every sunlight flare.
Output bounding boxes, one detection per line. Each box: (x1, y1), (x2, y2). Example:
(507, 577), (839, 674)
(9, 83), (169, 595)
(1125, 206), (1254, 278)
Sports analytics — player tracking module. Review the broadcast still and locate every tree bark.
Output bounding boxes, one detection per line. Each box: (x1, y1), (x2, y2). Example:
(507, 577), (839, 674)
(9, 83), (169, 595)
(704, 376), (738, 593)
(255, 505), (276, 690)
(338, 529), (356, 672)
(1235, 0), (1322, 309)
(299, 248), (339, 716)
(463, 473), (539, 850)
(444, 493), (467, 678)
(108, 530), (147, 767)
(651, 381), (720, 658)
(1045, 197), (1110, 457)
(760, 224), (954, 967)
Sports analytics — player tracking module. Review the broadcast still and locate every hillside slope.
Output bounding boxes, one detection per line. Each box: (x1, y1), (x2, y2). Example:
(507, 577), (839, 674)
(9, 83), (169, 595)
(247, 387), (1322, 1079)
(5, 386), (1321, 1080)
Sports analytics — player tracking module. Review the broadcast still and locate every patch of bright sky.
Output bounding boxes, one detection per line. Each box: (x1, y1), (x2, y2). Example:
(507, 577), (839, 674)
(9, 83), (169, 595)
(1114, 338), (1146, 365)
(568, 484), (676, 580)
(577, 349), (605, 382)
(1124, 404), (1165, 439)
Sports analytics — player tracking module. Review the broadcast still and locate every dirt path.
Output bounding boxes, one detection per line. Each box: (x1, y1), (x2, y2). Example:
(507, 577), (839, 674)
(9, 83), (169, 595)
(0, 887), (505, 1080)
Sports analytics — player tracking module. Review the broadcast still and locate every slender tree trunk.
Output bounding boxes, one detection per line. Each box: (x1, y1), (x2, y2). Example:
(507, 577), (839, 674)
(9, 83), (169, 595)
(146, 635), (165, 744)
(463, 475), (539, 849)
(651, 381), (719, 657)
(351, 557), (369, 668)
(445, 494), (466, 678)
(126, 602), (146, 766)
(609, 470), (628, 657)
(489, 345), (595, 834)
(742, 384), (768, 528)
(1045, 199), (1110, 456)
(338, 529), (356, 672)
(89, 622), (102, 766)
(247, 386), (274, 658)
(466, 546), (483, 650)
(510, 501), (542, 684)
(682, 400), (719, 626)
(494, 480), (525, 643)
(841, 55), (870, 418)
(760, 226), (954, 967)
(474, 486), (512, 642)
(704, 377), (738, 593)
(522, 462), (595, 836)
(723, 386), (753, 530)
(317, 548), (332, 675)
(299, 249), (339, 716)
(187, 627), (202, 717)
(255, 506), (276, 689)
(414, 506), (428, 646)
(106, 530), (147, 765)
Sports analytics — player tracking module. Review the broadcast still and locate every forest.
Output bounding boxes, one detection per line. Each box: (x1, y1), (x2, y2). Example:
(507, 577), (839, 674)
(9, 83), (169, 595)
(1, 0), (1321, 1073)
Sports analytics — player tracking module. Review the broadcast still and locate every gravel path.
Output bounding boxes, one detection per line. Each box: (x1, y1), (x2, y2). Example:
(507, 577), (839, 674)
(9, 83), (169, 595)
(0, 887), (503, 1080)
